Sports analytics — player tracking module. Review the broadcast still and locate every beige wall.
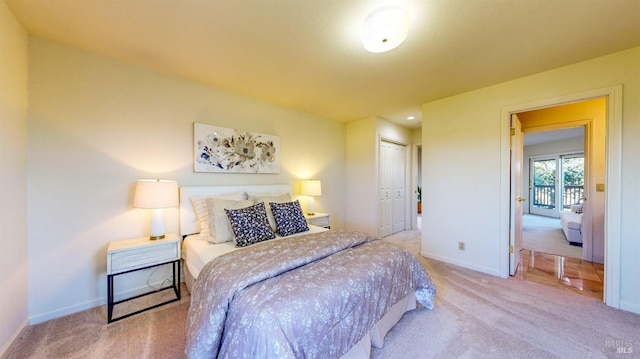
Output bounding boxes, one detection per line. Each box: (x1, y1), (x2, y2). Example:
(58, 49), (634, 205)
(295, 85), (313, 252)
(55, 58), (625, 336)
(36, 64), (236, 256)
(0, 2), (29, 356)
(421, 46), (640, 313)
(346, 118), (377, 235)
(27, 37), (347, 323)
(411, 128), (422, 144)
(345, 117), (412, 236)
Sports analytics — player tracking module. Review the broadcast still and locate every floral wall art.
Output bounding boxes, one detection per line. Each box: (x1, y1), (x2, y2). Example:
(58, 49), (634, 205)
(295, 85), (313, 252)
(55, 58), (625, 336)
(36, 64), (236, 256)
(194, 123), (280, 173)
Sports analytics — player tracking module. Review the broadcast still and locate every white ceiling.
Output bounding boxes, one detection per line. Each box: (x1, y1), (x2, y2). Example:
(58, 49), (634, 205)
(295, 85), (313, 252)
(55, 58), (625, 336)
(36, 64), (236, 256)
(5, 0), (640, 129)
(524, 127), (584, 146)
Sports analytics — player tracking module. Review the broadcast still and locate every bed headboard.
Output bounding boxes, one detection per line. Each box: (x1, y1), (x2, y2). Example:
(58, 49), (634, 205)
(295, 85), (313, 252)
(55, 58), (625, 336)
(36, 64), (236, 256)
(179, 184), (292, 237)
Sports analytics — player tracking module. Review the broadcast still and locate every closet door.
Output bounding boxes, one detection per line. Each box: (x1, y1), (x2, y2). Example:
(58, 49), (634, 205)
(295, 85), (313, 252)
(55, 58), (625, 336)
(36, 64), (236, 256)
(379, 140), (406, 237)
(379, 141), (393, 237)
(391, 143), (406, 234)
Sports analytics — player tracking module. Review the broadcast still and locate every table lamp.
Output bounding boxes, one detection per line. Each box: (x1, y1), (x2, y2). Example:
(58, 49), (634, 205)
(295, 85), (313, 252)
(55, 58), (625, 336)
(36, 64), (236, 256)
(133, 179), (178, 240)
(300, 179), (322, 215)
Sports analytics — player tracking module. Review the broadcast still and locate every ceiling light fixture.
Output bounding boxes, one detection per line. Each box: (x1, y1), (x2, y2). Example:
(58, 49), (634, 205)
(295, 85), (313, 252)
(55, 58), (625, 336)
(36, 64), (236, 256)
(362, 5), (409, 53)
(407, 116), (416, 121)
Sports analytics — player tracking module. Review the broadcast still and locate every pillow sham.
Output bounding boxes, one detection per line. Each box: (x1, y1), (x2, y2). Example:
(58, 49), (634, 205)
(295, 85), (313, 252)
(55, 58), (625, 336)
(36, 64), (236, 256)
(206, 198), (253, 244)
(248, 193), (292, 231)
(225, 202), (275, 247)
(190, 192), (245, 240)
(269, 200), (309, 236)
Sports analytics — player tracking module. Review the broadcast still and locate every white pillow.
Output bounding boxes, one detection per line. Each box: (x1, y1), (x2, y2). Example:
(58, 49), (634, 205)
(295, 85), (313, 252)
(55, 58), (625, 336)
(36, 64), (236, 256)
(206, 198), (252, 244)
(248, 193), (292, 231)
(190, 192), (245, 240)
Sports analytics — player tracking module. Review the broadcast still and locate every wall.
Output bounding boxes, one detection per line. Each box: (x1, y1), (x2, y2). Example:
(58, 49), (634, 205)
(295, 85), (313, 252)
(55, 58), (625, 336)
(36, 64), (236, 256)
(421, 92), (502, 275)
(0, 3), (29, 356)
(421, 46), (640, 313)
(346, 118), (377, 235)
(346, 117), (412, 236)
(522, 136), (585, 213)
(411, 128), (422, 144)
(412, 127), (422, 190)
(27, 37), (347, 323)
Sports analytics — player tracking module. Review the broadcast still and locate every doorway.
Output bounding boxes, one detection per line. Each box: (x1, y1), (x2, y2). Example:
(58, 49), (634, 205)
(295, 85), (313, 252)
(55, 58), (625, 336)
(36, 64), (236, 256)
(502, 85), (622, 308)
(518, 98), (606, 265)
(522, 127), (586, 261)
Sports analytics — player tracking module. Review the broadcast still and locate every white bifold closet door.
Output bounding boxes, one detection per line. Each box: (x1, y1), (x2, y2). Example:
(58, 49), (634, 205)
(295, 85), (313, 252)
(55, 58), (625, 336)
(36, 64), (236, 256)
(379, 140), (406, 238)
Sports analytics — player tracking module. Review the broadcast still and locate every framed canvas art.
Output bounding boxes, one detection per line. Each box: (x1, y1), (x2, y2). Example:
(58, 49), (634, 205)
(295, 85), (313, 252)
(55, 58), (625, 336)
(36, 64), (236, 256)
(194, 123), (280, 173)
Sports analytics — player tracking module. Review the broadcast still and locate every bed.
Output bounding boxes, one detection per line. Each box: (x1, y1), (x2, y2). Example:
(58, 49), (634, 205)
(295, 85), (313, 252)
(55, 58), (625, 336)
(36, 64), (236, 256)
(179, 185), (436, 359)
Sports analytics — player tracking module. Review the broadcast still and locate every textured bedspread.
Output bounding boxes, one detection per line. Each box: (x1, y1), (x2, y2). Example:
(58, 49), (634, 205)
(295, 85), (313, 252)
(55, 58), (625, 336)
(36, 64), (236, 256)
(185, 230), (436, 359)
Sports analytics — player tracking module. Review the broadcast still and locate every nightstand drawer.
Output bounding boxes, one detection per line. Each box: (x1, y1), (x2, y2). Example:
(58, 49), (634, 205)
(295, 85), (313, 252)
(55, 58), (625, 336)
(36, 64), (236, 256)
(305, 212), (330, 229)
(308, 216), (330, 228)
(109, 242), (179, 274)
(107, 234), (180, 274)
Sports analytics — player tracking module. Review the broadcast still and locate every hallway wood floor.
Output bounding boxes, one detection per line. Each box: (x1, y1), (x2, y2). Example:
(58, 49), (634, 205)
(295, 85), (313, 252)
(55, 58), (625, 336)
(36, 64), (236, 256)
(515, 249), (604, 301)
(386, 224), (604, 301)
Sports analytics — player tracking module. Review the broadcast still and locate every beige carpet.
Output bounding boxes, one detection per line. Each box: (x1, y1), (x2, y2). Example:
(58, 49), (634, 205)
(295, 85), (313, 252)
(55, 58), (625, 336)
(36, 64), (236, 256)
(7, 231), (640, 358)
(522, 214), (582, 259)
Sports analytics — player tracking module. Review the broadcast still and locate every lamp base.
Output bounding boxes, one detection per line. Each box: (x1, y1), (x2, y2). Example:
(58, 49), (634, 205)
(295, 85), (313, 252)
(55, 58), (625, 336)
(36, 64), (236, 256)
(149, 208), (167, 241)
(307, 197), (315, 217)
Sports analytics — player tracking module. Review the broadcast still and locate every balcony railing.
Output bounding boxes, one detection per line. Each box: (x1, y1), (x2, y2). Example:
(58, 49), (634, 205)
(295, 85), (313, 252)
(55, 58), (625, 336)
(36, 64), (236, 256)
(533, 185), (584, 209)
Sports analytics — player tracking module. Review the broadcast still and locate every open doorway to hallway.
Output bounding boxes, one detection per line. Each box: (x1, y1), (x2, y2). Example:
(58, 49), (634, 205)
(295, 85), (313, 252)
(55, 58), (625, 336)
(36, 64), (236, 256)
(522, 126), (585, 260)
(513, 98), (606, 301)
(504, 85), (621, 308)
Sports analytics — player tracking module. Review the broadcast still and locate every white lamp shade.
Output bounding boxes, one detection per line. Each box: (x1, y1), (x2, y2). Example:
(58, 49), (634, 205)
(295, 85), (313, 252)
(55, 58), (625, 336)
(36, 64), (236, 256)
(133, 179), (179, 209)
(300, 180), (322, 197)
(362, 5), (409, 53)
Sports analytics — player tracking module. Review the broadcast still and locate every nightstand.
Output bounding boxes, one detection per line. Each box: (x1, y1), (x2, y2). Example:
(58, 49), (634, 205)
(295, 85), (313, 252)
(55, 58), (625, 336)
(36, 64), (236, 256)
(305, 212), (330, 229)
(106, 233), (181, 323)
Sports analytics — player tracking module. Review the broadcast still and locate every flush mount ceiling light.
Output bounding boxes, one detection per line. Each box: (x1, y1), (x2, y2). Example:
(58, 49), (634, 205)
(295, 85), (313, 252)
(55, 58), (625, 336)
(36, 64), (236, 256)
(362, 5), (409, 53)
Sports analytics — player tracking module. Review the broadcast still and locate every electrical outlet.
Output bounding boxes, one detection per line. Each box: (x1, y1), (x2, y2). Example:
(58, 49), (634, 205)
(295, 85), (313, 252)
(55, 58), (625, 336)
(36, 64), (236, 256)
(458, 241), (465, 251)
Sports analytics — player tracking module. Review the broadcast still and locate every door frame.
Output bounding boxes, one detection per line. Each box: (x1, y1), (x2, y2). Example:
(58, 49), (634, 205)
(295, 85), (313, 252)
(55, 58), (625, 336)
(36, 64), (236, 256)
(499, 85), (622, 309)
(411, 142), (422, 230)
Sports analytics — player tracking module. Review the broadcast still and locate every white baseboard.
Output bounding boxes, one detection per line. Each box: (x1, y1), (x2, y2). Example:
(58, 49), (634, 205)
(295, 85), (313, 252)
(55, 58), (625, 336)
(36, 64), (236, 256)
(420, 250), (501, 277)
(619, 300), (640, 315)
(0, 319), (29, 359)
(29, 278), (182, 325)
(29, 296), (103, 325)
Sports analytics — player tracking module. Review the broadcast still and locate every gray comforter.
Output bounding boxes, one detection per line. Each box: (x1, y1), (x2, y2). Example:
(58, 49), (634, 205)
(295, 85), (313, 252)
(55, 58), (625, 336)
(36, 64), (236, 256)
(185, 230), (436, 359)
